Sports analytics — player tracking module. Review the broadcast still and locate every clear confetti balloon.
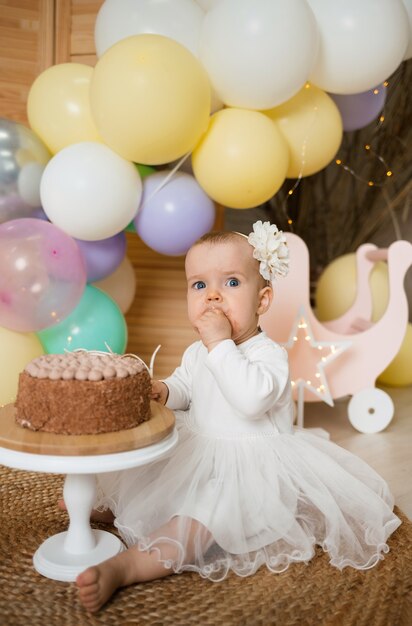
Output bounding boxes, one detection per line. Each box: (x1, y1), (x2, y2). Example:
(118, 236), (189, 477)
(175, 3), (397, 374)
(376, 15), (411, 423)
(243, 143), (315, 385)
(0, 218), (86, 332)
(0, 118), (51, 224)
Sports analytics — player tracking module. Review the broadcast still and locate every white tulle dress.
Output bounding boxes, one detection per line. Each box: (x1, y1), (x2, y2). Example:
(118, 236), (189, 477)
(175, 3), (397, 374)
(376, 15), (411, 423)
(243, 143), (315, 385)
(95, 332), (401, 580)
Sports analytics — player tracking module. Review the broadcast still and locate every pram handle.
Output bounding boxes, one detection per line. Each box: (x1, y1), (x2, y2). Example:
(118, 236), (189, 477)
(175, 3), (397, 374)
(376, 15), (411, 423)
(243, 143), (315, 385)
(365, 248), (388, 262)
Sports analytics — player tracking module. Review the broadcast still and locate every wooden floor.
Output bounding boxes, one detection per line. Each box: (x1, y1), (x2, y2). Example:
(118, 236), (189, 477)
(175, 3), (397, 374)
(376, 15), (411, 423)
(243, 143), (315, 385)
(304, 385), (412, 520)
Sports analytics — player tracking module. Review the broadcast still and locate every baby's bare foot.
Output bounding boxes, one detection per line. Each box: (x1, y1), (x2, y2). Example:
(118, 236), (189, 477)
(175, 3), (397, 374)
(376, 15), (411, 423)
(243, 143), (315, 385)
(76, 548), (142, 612)
(58, 498), (115, 524)
(76, 562), (121, 613)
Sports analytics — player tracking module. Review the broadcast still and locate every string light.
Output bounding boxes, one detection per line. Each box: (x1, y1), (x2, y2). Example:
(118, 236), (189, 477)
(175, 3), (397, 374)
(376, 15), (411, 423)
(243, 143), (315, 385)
(333, 80), (394, 187)
(334, 145), (393, 187)
(282, 306), (352, 427)
(281, 80), (393, 227)
(279, 79), (395, 230)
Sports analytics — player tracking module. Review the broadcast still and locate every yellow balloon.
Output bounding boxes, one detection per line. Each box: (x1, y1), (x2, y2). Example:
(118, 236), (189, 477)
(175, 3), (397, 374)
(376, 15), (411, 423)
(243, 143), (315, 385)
(378, 323), (412, 387)
(0, 327), (44, 406)
(263, 84), (343, 178)
(192, 108), (289, 209)
(93, 256), (136, 314)
(315, 253), (389, 323)
(90, 35), (211, 165)
(27, 63), (101, 154)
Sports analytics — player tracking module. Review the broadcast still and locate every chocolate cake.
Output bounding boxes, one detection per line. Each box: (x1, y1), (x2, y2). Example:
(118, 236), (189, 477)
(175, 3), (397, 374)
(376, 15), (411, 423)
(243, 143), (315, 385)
(15, 351), (152, 435)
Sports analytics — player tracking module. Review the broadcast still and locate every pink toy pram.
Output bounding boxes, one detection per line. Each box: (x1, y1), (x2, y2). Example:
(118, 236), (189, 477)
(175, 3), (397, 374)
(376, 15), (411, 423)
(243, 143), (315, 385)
(260, 233), (412, 433)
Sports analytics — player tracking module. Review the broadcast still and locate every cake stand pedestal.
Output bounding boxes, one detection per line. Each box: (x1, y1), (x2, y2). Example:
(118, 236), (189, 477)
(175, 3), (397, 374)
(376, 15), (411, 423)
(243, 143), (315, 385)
(0, 403), (177, 582)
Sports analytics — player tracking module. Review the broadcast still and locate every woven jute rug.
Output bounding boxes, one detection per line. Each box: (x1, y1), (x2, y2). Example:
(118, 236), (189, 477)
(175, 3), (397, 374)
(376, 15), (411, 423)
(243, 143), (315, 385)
(0, 465), (411, 626)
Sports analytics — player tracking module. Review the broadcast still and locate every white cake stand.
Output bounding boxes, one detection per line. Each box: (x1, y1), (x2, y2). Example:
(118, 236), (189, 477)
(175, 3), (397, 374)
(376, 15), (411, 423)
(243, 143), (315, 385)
(0, 403), (178, 582)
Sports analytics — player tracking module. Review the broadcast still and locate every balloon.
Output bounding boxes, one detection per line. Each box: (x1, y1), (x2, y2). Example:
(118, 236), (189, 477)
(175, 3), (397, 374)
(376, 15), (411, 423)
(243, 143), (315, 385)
(0, 218), (86, 332)
(125, 165), (156, 233)
(329, 85), (387, 132)
(264, 84), (343, 178)
(40, 142), (142, 241)
(90, 34), (211, 164)
(76, 231), (127, 283)
(95, 0), (204, 58)
(315, 253), (389, 323)
(0, 326), (45, 405)
(0, 118), (50, 224)
(135, 163), (156, 179)
(134, 170), (216, 255)
(196, 0), (222, 10)
(403, 0), (412, 59)
(93, 256), (136, 314)
(307, 0), (409, 94)
(192, 108), (289, 209)
(377, 323), (412, 387)
(27, 63), (101, 154)
(38, 285), (128, 354)
(199, 0), (319, 109)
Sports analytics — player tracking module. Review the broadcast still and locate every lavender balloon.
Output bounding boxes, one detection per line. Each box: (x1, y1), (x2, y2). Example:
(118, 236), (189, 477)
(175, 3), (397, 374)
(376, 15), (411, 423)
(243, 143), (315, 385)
(134, 171), (216, 256)
(329, 85), (387, 132)
(76, 231), (127, 282)
(0, 218), (86, 332)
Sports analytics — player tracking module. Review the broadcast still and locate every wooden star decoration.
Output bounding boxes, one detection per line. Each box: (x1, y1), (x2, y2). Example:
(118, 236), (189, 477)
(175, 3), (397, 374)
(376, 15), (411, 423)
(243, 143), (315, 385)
(282, 306), (352, 428)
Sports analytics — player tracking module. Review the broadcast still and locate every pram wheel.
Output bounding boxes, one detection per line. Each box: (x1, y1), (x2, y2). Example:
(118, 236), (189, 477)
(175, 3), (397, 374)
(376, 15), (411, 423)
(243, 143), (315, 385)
(347, 388), (394, 433)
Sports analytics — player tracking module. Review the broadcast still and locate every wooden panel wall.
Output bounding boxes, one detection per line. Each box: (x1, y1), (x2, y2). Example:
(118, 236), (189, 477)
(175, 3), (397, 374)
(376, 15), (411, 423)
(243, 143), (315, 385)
(0, 0), (203, 378)
(0, 0), (54, 123)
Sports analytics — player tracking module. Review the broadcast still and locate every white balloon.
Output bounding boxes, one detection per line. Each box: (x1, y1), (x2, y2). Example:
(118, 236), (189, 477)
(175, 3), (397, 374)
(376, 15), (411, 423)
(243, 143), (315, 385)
(307, 0), (409, 94)
(199, 0), (318, 110)
(95, 0), (204, 58)
(402, 0), (412, 59)
(93, 256), (136, 314)
(196, 0), (223, 11)
(40, 142), (142, 241)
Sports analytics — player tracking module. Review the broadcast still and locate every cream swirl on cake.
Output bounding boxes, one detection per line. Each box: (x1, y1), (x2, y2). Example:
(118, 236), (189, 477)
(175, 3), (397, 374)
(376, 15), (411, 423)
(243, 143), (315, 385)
(25, 353), (146, 381)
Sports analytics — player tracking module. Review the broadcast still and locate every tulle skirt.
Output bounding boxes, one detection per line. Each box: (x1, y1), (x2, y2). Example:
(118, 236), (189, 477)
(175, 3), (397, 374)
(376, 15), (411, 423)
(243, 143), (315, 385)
(95, 412), (401, 581)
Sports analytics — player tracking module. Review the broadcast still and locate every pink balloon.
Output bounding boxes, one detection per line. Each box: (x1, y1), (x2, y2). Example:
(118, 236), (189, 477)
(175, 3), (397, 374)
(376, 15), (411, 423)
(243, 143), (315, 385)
(0, 218), (86, 331)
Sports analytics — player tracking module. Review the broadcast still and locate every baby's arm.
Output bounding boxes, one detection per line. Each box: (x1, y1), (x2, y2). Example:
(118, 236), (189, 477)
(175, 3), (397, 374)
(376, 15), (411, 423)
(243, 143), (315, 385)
(206, 340), (290, 419)
(160, 342), (199, 411)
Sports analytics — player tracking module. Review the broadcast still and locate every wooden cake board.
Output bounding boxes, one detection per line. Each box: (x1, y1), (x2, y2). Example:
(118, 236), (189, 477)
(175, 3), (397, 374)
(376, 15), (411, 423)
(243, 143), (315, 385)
(0, 401), (175, 456)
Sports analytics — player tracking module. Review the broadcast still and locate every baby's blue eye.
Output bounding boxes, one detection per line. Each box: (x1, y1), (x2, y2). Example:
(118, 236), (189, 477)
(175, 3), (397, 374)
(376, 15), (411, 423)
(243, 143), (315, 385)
(193, 281), (206, 290)
(226, 278), (239, 287)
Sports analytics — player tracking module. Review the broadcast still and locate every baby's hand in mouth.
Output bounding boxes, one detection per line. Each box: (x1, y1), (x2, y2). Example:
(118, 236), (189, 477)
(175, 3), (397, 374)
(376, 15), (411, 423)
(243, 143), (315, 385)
(196, 308), (232, 351)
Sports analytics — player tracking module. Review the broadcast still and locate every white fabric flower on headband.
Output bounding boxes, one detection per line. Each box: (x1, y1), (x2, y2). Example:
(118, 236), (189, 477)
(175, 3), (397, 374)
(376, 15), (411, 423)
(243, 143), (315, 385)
(247, 221), (290, 281)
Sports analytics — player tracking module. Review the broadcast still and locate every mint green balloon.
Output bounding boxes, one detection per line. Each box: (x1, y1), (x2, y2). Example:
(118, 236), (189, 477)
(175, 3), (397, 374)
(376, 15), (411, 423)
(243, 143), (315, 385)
(38, 285), (128, 354)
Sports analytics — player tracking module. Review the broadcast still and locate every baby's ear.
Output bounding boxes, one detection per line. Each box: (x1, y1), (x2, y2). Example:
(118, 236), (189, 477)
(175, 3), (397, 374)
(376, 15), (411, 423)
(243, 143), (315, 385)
(257, 285), (273, 315)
